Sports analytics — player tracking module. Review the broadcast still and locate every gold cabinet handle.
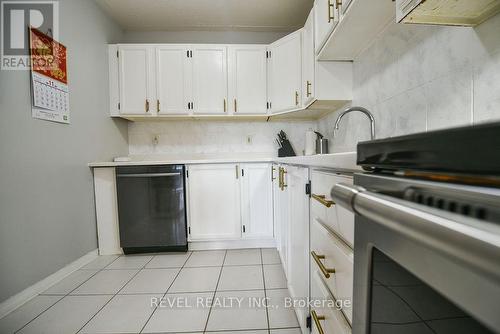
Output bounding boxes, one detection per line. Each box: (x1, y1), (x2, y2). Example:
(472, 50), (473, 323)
(328, 0), (334, 22)
(157, 99), (160, 112)
(336, 0), (342, 9)
(234, 99), (237, 112)
(311, 251), (336, 278)
(224, 98), (227, 113)
(145, 99), (150, 112)
(235, 165), (239, 179)
(306, 81), (312, 97)
(311, 310), (326, 334)
(295, 91), (299, 106)
(278, 167), (283, 188)
(312, 194), (335, 208)
(281, 169), (287, 190)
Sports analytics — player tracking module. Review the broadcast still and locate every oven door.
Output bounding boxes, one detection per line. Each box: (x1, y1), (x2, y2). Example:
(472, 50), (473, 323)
(332, 182), (500, 334)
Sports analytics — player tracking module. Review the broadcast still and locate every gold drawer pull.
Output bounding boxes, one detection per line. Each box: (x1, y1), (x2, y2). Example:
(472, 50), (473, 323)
(311, 310), (326, 334)
(281, 169), (287, 190)
(312, 194), (335, 208)
(328, 0), (334, 22)
(311, 251), (335, 278)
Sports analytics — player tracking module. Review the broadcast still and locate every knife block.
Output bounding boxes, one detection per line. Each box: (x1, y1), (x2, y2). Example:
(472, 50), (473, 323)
(278, 140), (296, 157)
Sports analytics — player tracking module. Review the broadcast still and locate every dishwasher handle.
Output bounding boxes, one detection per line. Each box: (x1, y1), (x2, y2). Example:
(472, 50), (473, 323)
(117, 172), (181, 178)
(331, 182), (500, 281)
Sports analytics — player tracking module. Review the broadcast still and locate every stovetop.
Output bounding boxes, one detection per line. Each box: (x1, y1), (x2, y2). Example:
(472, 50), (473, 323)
(357, 121), (500, 177)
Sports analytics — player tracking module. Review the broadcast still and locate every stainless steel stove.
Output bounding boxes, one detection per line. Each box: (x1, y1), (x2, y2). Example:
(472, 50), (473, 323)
(332, 122), (500, 334)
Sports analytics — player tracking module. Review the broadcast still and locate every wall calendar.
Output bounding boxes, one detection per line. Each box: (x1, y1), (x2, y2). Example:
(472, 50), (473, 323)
(30, 27), (70, 124)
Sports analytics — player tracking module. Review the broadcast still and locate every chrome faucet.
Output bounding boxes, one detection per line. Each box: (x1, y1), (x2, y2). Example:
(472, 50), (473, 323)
(333, 106), (376, 140)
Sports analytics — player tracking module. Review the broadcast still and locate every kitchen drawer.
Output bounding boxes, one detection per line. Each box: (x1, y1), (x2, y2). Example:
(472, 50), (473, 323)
(310, 170), (354, 247)
(310, 218), (353, 322)
(310, 269), (352, 334)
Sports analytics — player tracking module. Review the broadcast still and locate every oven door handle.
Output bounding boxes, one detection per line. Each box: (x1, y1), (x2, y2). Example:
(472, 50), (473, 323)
(332, 182), (500, 281)
(116, 172), (181, 178)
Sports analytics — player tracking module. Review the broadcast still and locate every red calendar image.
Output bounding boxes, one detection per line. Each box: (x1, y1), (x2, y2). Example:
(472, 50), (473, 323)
(30, 27), (70, 124)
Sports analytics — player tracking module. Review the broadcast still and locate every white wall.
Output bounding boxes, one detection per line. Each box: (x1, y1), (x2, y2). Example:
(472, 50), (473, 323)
(318, 14), (500, 153)
(0, 0), (127, 302)
(129, 120), (317, 157)
(123, 30), (289, 44)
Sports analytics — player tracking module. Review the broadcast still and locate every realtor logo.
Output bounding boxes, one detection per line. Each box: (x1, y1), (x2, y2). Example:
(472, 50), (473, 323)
(1, 0), (58, 70)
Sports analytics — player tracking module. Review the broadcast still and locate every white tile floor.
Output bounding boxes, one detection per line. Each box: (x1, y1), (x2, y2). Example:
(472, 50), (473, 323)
(0, 248), (301, 334)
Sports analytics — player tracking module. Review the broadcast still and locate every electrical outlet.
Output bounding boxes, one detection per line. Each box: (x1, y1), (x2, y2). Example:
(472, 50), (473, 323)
(152, 134), (160, 146)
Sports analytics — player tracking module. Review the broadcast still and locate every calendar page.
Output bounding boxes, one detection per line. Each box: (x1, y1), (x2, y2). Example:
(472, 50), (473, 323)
(30, 28), (70, 124)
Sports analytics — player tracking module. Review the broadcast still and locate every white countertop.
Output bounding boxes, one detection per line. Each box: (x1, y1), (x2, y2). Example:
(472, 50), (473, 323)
(89, 152), (361, 172)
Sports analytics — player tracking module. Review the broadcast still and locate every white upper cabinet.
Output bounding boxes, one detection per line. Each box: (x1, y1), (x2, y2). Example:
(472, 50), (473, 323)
(302, 10), (315, 107)
(314, 0), (339, 54)
(240, 163), (274, 238)
(187, 164), (241, 240)
(156, 45), (191, 115)
(228, 45), (268, 115)
(191, 46), (228, 115)
(118, 45), (154, 115)
(268, 30), (302, 114)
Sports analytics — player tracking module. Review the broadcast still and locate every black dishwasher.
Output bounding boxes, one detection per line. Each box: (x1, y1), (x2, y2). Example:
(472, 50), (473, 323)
(116, 165), (187, 254)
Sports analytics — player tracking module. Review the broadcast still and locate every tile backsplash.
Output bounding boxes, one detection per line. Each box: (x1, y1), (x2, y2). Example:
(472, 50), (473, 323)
(128, 120), (317, 156)
(128, 14), (500, 156)
(319, 14), (500, 153)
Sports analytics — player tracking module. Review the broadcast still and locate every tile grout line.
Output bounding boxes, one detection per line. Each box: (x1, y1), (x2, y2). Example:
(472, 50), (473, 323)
(203, 249), (227, 333)
(13, 255), (122, 333)
(260, 248), (271, 334)
(75, 255), (156, 334)
(139, 251), (194, 334)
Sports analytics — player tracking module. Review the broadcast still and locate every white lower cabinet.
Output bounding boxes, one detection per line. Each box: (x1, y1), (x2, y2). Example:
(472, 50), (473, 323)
(275, 165), (290, 276)
(310, 270), (352, 334)
(187, 164), (241, 240)
(311, 170), (355, 247)
(187, 163), (273, 242)
(286, 166), (310, 333)
(240, 163), (274, 238)
(311, 218), (354, 322)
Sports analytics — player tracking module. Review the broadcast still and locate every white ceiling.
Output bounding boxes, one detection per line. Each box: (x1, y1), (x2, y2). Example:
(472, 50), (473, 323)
(95, 0), (314, 32)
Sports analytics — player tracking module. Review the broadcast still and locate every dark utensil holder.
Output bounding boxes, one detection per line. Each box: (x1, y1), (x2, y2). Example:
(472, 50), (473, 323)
(278, 140), (296, 157)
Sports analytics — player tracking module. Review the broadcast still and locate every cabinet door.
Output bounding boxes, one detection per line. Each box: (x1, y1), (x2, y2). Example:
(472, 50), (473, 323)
(302, 10), (315, 107)
(268, 31), (302, 113)
(156, 45), (191, 115)
(278, 165), (290, 276)
(187, 164), (241, 240)
(287, 166), (310, 333)
(314, 0), (339, 54)
(228, 46), (268, 114)
(118, 45), (154, 115)
(341, 0), (354, 15)
(240, 163), (273, 238)
(192, 46), (228, 114)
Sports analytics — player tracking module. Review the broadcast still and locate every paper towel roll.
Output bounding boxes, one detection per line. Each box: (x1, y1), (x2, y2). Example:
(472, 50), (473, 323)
(305, 129), (316, 155)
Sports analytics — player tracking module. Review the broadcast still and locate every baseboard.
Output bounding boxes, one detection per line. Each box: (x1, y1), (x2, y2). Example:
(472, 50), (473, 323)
(0, 249), (98, 319)
(188, 238), (277, 251)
